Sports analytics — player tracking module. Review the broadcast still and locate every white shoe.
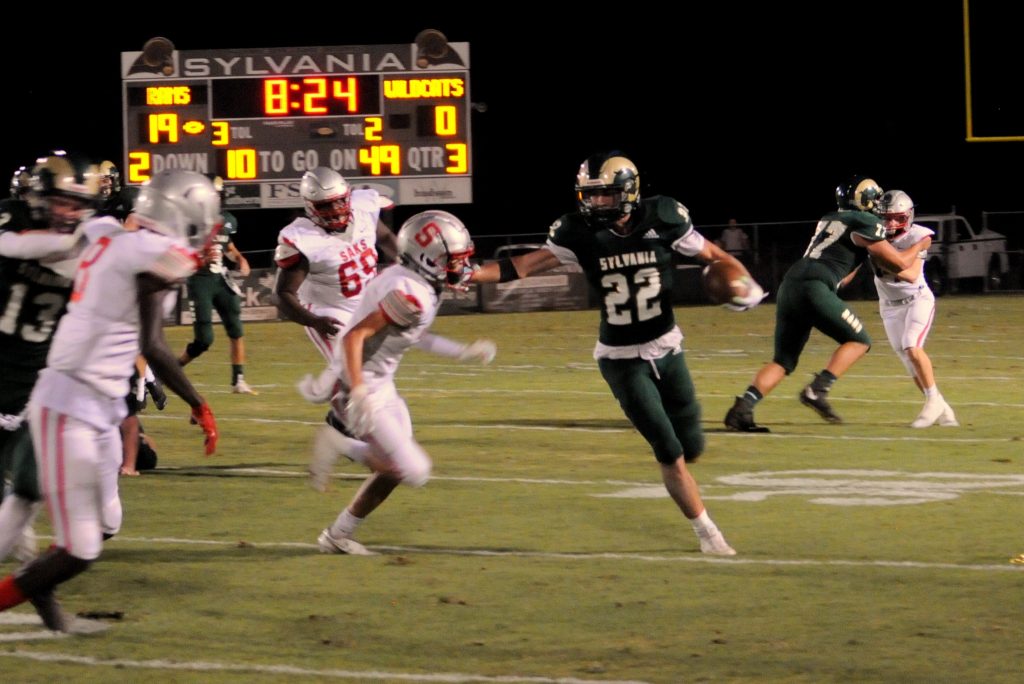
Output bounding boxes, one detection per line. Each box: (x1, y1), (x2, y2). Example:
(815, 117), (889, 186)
(232, 378), (259, 395)
(309, 426), (343, 492)
(317, 528), (375, 556)
(938, 402), (959, 427)
(911, 397), (944, 428)
(699, 529), (737, 556)
(297, 368), (337, 404)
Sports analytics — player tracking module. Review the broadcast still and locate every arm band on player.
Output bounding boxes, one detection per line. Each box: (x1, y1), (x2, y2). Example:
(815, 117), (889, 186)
(498, 258), (520, 283)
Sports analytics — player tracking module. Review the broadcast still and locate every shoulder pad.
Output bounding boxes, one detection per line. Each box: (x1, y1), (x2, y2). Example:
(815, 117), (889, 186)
(652, 196), (692, 226)
(221, 211), (239, 235)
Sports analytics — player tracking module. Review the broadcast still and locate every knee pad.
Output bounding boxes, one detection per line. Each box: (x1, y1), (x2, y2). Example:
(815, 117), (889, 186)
(398, 448), (432, 488)
(186, 339), (211, 359)
(224, 319), (244, 340)
(401, 462), (431, 488)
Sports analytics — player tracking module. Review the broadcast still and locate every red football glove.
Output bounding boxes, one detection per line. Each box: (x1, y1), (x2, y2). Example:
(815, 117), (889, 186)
(190, 403), (218, 455)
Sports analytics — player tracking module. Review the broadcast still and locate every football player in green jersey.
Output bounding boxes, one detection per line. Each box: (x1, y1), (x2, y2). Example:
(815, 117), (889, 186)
(471, 152), (764, 556)
(0, 153), (100, 561)
(178, 203), (256, 394)
(724, 176), (926, 432)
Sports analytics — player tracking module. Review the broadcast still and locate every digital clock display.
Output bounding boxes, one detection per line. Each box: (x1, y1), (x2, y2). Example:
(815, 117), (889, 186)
(121, 42), (472, 208)
(209, 76), (381, 118)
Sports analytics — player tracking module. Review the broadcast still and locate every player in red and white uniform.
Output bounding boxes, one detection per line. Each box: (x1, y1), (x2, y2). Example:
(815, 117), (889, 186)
(313, 210), (495, 555)
(0, 170), (221, 632)
(274, 166), (398, 400)
(869, 190), (957, 428)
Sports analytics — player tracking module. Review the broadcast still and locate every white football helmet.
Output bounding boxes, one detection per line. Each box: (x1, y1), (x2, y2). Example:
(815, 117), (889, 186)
(300, 167), (351, 232)
(132, 170), (222, 249)
(875, 189), (915, 238)
(396, 210), (475, 289)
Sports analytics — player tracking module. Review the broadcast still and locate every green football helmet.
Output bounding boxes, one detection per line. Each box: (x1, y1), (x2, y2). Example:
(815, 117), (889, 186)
(575, 152), (640, 225)
(835, 175), (883, 211)
(9, 165), (31, 199)
(27, 152), (103, 230)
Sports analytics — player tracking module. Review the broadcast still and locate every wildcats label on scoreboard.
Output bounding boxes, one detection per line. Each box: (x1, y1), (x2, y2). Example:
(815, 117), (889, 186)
(121, 40), (473, 208)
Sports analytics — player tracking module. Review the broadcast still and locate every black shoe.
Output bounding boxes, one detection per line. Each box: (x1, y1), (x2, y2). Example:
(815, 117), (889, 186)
(798, 385), (842, 423)
(723, 396), (771, 433)
(30, 590), (70, 632)
(146, 380), (168, 411)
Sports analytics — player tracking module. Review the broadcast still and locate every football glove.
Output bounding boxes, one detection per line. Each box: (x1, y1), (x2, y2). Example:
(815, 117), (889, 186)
(345, 385), (379, 438)
(457, 339), (496, 365)
(189, 403), (218, 455)
(723, 277), (768, 312)
(297, 367), (337, 404)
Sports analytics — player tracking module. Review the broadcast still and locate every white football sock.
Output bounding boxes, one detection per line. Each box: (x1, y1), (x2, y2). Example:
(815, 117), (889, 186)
(330, 509), (364, 538)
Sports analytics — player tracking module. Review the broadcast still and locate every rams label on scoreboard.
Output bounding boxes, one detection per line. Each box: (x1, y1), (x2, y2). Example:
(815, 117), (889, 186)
(121, 42), (472, 208)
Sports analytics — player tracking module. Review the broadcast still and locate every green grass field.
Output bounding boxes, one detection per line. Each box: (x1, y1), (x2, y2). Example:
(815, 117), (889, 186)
(2, 295), (1022, 683)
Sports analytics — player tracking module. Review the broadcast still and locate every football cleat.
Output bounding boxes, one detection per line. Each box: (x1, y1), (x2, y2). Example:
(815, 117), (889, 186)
(29, 590), (70, 632)
(911, 397), (945, 428)
(723, 396), (770, 433)
(309, 424), (359, 492)
(232, 378), (259, 395)
(799, 386), (842, 423)
(698, 529), (737, 556)
(938, 402), (959, 427)
(317, 528), (376, 556)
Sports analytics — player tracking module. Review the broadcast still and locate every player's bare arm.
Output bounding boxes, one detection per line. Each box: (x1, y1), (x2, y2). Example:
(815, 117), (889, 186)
(225, 241), (250, 276)
(696, 241), (744, 269)
(470, 246), (561, 284)
(137, 273), (204, 409)
(274, 256), (341, 336)
(341, 308), (389, 391)
(837, 263), (862, 290)
(375, 220), (399, 263)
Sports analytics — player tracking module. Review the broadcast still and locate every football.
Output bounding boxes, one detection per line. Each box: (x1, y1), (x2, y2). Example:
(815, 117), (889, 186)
(702, 260), (751, 305)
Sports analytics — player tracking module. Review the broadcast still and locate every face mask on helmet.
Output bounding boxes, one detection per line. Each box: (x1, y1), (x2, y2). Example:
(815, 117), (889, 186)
(835, 176), (883, 212)
(132, 170), (223, 250)
(396, 210), (475, 290)
(575, 153), (640, 226)
(300, 167), (351, 232)
(27, 153), (102, 232)
(874, 189), (915, 238)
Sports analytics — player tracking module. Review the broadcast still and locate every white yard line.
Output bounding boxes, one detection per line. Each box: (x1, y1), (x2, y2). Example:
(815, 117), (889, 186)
(33, 534), (1020, 574)
(0, 650), (649, 684)
(142, 413), (1021, 441)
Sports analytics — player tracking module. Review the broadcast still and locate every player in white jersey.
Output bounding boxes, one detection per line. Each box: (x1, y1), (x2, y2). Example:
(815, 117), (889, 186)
(0, 170), (221, 632)
(314, 210), (495, 555)
(857, 190), (956, 428)
(274, 166), (398, 401)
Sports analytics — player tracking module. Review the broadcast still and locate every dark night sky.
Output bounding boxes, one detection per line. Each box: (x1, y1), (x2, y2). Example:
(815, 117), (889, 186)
(7, 5), (1022, 256)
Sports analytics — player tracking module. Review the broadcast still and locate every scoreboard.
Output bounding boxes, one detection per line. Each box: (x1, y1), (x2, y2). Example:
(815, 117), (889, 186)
(121, 42), (472, 208)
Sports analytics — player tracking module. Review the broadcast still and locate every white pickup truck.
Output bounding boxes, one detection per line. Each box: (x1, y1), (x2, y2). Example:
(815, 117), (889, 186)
(913, 214), (1010, 295)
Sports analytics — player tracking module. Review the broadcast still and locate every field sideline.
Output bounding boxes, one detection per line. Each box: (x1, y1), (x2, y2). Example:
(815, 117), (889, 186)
(1, 295), (1021, 683)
